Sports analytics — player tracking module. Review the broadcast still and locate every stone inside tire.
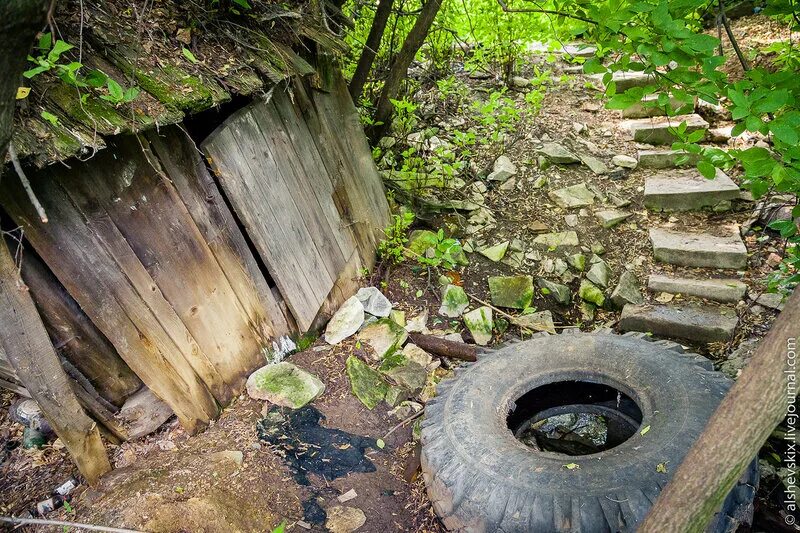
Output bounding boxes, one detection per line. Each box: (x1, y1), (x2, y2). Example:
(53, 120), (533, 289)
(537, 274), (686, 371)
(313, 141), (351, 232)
(420, 331), (758, 532)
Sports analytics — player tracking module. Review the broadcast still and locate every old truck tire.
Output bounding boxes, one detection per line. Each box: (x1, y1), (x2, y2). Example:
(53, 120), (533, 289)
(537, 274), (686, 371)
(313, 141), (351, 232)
(420, 331), (758, 532)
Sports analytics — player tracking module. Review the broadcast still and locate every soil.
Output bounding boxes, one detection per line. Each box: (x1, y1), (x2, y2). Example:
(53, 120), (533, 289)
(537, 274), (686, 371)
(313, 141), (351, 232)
(1, 12), (795, 533)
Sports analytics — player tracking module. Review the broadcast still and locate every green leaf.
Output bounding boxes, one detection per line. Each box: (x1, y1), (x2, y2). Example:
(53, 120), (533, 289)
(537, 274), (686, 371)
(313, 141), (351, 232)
(640, 425), (651, 436)
(376, 438), (385, 449)
(768, 220), (798, 238)
(38, 32), (52, 52)
(123, 86), (141, 103)
(107, 79), (124, 101)
(182, 47), (199, 64)
(85, 69), (108, 88)
(41, 110), (60, 126)
(232, 0), (252, 8)
(48, 40), (74, 63)
(23, 65), (49, 79)
(697, 161), (716, 179)
(563, 463), (580, 470)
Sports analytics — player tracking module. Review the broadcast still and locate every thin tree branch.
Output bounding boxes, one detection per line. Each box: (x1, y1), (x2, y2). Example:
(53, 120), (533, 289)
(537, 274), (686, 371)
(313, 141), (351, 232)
(718, 0), (750, 71)
(0, 516), (145, 533)
(8, 142), (48, 223)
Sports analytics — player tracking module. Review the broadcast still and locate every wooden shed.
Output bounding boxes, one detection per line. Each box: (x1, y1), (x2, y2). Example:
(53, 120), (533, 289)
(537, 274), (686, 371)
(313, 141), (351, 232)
(0, 0), (388, 464)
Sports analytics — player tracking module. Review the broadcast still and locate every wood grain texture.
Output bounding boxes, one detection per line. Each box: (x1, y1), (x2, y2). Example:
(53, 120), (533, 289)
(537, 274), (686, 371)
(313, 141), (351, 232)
(146, 127), (292, 342)
(202, 74), (388, 330)
(10, 238), (142, 406)
(1, 159), (219, 432)
(203, 104), (336, 331)
(0, 238), (110, 484)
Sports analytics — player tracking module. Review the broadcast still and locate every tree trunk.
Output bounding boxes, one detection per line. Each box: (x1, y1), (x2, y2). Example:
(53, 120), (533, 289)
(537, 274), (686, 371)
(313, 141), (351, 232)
(0, 0), (50, 155)
(640, 288), (800, 531)
(367, 0), (442, 143)
(0, 238), (111, 485)
(349, 0), (395, 103)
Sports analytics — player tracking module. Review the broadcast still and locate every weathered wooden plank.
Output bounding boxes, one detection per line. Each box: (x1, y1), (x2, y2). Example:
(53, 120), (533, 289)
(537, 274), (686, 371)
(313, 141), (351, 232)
(251, 96), (350, 279)
(12, 239), (142, 406)
(289, 81), (376, 259)
(294, 77), (389, 263)
(0, 169), (219, 432)
(317, 76), (390, 243)
(269, 88), (357, 266)
(64, 136), (265, 397)
(0, 238), (110, 484)
(146, 127), (293, 343)
(202, 105), (335, 331)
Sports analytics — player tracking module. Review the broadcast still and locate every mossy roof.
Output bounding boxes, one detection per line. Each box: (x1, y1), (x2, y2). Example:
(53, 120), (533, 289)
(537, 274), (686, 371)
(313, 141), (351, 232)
(11, 0), (347, 168)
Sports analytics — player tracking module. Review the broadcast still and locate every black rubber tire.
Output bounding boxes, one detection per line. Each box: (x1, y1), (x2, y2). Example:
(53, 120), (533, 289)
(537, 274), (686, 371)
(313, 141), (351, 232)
(420, 331), (758, 532)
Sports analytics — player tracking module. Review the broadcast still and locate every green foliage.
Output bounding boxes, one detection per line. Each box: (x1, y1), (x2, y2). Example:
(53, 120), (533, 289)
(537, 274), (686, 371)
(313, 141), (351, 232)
(378, 212), (416, 264)
(416, 228), (464, 270)
(23, 32), (141, 108)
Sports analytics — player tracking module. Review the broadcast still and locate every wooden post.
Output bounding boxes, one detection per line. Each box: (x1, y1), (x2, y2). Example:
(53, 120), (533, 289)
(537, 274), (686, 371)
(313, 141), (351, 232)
(0, 237), (111, 484)
(640, 288), (800, 531)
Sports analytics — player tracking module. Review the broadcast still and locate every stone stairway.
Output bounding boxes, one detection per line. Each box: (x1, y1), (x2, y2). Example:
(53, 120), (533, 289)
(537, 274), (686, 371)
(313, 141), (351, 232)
(608, 72), (749, 345)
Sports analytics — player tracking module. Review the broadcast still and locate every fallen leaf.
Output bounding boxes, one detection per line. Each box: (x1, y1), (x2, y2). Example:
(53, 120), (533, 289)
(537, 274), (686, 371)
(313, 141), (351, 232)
(563, 463), (580, 470)
(640, 425), (651, 436)
(16, 87), (31, 99)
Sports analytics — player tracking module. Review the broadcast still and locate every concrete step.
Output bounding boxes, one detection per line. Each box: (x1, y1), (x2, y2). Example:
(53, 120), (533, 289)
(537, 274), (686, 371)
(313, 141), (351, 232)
(622, 94), (694, 119)
(638, 149), (701, 169)
(621, 114), (709, 145)
(644, 168), (740, 211)
(619, 303), (738, 343)
(648, 274), (747, 303)
(650, 227), (748, 269)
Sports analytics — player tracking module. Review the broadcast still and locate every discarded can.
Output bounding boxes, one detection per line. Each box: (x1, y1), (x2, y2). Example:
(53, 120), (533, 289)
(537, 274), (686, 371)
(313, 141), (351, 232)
(54, 478), (78, 496)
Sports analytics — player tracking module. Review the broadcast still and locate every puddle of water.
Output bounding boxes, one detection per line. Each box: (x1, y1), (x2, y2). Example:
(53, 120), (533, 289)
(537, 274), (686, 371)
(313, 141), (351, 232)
(256, 406), (379, 486)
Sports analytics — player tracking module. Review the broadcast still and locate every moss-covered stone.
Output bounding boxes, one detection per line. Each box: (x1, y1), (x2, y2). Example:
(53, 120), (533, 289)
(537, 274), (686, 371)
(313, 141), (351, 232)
(359, 318), (408, 360)
(379, 352), (427, 394)
(488, 275), (533, 309)
(567, 253), (587, 272)
(537, 278), (571, 304)
(346, 356), (389, 410)
(463, 306), (494, 346)
(245, 362), (325, 409)
(478, 241), (509, 262)
(439, 284), (470, 317)
(579, 280), (605, 307)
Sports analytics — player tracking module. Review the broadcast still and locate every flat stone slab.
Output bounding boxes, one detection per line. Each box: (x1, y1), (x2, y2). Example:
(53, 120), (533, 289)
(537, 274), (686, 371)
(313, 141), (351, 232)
(622, 94), (693, 118)
(644, 168), (740, 211)
(549, 183), (595, 208)
(595, 209), (631, 228)
(650, 227), (747, 269)
(621, 114), (708, 145)
(619, 304), (738, 343)
(532, 231), (580, 251)
(638, 149), (702, 169)
(488, 275), (534, 309)
(648, 274), (747, 303)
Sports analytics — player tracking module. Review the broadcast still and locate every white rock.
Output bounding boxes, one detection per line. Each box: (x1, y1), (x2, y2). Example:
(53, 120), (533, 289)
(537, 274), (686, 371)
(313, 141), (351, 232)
(356, 287), (392, 317)
(488, 155), (517, 182)
(612, 154), (638, 169)
(325, 296), (365, 344)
